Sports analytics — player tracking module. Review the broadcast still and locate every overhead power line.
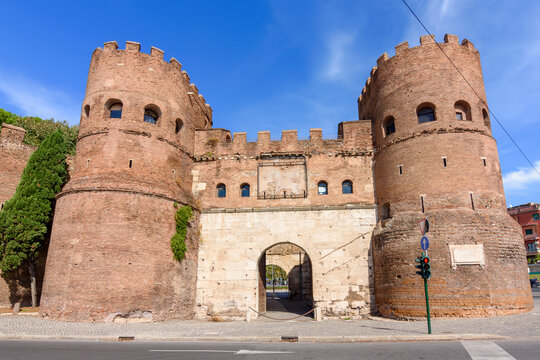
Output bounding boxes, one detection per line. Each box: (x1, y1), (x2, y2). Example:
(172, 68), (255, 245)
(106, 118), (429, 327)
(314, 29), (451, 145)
(401, 0), (540, 178)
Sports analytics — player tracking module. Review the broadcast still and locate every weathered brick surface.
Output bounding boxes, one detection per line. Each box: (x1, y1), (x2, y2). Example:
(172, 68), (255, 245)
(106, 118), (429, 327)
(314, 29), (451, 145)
(193, 153), (374, 209)
(373, 210), (532, 318)
(0, 125), (37, 308)
(40, 42), (208, 321)
(40, 191), (199, 322)
(366, 35), (532, 317)
(0, 125), (34, 206)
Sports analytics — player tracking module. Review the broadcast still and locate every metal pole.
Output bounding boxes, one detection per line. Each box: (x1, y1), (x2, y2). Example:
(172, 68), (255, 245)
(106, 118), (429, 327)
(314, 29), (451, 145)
(424, 277), (431, 334)
(299, 251), (303, 301)
(272, 264), (275, 297)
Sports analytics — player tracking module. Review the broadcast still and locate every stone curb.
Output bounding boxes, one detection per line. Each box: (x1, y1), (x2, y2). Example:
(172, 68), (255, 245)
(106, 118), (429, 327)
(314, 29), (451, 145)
(0, 333), (508, 343)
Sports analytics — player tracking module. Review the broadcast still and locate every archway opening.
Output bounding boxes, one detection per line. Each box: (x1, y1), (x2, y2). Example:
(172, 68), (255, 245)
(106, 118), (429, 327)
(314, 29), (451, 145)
(258, 243), (313, 318)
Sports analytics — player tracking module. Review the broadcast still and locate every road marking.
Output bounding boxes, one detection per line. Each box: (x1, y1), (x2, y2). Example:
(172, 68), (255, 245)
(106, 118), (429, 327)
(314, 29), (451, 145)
(461, 341), (515, 360)
(235, 350), (293, 354)
(150, 350), (236, 353)
(150, 349), (294, 355)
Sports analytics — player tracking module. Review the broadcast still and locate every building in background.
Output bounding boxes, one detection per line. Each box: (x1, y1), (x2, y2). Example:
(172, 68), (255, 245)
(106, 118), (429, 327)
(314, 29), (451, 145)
(508, 203), (540, 263)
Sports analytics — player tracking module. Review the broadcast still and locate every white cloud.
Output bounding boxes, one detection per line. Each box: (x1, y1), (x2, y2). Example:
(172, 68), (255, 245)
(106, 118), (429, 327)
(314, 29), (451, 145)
(438, 0), (452, 22)
(324, 32), (356, 80)
(0, 69), (79, 124)
(503, 161), (540, 191)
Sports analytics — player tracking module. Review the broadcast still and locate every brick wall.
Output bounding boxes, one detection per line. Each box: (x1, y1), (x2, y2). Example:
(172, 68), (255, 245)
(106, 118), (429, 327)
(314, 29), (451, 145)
(0, 124), (35, 206)
(0, 124), (37, 308)
(366, 34), (532, 317)
(40, 41), (211, 321)
(40, 191), (199, 321)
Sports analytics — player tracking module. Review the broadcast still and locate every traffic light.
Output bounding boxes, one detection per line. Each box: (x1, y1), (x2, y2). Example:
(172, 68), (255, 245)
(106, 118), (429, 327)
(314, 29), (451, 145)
(415, 255), (431, 279)
(422, 256), (431, 279)
(415, 256), (424, 277)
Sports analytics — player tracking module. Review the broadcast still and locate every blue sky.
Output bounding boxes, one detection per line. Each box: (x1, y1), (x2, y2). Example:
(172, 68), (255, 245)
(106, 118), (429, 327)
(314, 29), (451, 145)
(0, 0), (539, 206)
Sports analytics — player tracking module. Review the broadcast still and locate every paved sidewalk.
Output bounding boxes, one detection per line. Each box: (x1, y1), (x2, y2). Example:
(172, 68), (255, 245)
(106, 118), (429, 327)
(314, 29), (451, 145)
(0, 297), (538, 343)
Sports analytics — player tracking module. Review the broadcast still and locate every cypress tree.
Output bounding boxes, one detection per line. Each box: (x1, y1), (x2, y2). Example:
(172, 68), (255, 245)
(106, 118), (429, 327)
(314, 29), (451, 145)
(0, 130), (68, 307)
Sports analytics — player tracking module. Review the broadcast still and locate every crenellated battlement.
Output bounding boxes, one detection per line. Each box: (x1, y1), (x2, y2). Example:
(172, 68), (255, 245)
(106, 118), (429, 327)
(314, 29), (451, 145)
(96, 41), (213, 122)
(358, 34), (478, 108)
(194, 121), (372, 159)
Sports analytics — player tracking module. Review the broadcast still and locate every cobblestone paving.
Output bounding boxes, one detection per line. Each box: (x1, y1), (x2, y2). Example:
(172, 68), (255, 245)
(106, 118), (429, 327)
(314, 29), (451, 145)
(0, 296), (538, 340)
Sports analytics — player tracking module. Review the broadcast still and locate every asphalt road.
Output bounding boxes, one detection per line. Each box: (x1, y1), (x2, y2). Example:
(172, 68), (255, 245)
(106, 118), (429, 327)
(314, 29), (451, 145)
(0, 339), (538, 359)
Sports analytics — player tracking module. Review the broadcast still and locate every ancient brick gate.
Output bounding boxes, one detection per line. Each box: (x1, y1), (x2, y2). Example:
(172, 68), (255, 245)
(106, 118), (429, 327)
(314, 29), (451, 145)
(0, 36), (532, 322)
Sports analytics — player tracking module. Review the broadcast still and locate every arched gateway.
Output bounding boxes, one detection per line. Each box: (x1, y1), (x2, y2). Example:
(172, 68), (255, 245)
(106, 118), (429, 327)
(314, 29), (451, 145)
(194, 207), (375, 320)
(258, 243), (313, 316)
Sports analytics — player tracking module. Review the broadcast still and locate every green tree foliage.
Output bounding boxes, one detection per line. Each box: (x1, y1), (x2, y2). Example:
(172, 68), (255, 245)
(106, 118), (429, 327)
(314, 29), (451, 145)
(0, 130), (68, 273)
(171, 205), (193, 262)
(266, 265), (288, 281)
(0, 108), (78, 154)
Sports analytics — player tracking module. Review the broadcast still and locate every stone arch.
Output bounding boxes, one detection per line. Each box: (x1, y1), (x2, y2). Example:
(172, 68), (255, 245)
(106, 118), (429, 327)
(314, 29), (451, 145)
(257, 241), (313, 314)
(266, 258), (294, 275)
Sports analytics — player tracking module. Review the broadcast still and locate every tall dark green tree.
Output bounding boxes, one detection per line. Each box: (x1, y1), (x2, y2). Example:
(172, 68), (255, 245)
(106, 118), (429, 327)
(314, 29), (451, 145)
(0, 130), (68, 306)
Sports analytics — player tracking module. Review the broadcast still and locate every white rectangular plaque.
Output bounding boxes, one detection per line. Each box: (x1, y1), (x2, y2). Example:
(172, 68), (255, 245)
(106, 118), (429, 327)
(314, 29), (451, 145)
(449, 244), (485, 268)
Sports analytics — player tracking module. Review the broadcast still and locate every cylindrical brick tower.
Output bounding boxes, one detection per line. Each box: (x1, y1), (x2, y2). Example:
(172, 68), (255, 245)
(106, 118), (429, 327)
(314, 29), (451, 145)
(362, 34), (533, 318)
(40, 41), (212, 321)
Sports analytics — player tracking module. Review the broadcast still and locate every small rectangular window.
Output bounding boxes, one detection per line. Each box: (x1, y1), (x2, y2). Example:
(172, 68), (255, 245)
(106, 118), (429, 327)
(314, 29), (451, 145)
(398, 165), (403, 175)
(110, 110), (122, 118)
(456, 112), (463, 120)
(442, 157), (447, 167)
(420, 195), (425, 213)
(481, 157), (487, 166)
(129, 160), (133, 168)
(470, 193), (475, 210)
(525, 229), (533, 235)
(533, 213), (539, 221)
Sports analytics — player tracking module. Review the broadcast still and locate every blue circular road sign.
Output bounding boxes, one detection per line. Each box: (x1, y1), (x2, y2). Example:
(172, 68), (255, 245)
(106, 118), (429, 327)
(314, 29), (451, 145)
(421, 236), (429, 250)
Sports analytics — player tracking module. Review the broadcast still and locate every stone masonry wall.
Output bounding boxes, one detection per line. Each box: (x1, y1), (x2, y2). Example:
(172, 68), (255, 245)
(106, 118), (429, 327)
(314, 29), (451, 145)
(195, 206), (376, 320)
